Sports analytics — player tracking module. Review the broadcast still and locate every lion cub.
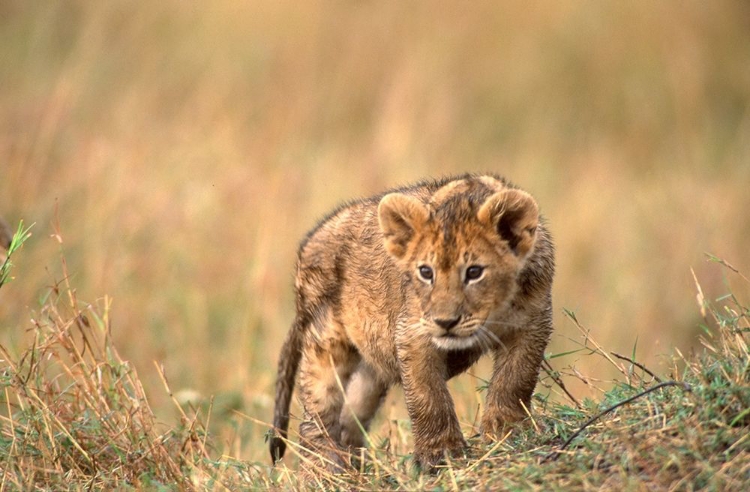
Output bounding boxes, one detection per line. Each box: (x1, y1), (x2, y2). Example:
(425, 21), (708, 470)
(270, 173), (554, 471)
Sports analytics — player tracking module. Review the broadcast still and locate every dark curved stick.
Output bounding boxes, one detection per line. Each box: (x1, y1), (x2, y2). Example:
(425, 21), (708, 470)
(611, 352), (662, 383)
(543, 381), (691, 463)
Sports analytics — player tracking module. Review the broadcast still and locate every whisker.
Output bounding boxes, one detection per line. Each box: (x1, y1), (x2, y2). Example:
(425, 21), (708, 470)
(479, 326), (501, 344)
(482, 326), (510, 352)
(477, 330), (492, 353)
(468, 327), (490, 353)
(480, 319), (521, 328)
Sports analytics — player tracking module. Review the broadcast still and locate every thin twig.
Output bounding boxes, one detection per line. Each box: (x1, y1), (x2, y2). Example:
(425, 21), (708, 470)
(564, 309), (628, 379)
(705, 253), (750, 283)
(542, 381), (691, 462)
(542, 360), (581, 408)
(611, 352), (662, 383)
(154, 362), (211, 460)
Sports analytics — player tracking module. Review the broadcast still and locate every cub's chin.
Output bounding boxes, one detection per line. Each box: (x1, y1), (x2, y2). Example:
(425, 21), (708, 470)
(431, 332), (481, 351)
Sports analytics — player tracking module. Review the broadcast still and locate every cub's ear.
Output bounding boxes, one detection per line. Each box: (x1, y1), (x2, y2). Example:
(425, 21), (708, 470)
(378, 193), (430, 259)
(477, 189), (539, 258)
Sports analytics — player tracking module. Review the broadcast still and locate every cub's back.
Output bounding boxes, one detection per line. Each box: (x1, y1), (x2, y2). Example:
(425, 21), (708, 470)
(294, 196), (398, 321)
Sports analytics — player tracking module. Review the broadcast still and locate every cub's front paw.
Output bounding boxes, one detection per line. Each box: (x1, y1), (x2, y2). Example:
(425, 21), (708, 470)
(480, 407), (526, 442)
(414, 438), (467, 473)
(304, 448), (353, 475)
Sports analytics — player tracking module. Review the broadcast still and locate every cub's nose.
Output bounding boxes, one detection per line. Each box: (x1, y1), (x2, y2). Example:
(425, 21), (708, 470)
(434, 316), (461, 331)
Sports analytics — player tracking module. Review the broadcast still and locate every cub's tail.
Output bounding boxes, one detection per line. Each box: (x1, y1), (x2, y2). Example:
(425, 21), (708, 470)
(269, 315), (305, 463)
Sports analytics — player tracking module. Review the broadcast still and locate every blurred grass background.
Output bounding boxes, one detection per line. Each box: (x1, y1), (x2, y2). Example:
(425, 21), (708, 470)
(1, 1), (748, 463)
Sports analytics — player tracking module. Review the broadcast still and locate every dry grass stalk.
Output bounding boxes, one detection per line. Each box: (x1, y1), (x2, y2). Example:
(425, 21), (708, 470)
(0, 253), (193, 488)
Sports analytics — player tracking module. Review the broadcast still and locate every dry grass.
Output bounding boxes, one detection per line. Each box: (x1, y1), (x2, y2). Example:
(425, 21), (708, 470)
(1, 1), (749, 488)
(2, 245), (189, 488)
(0, 234), (267, 489)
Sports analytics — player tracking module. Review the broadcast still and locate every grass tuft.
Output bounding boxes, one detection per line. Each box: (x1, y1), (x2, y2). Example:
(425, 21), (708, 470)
(0, 258), (192, 488)
(0, 220), (33, 289)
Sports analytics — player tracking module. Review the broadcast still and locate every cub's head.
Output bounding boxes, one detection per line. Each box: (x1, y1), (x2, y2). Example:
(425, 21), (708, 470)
(377, 181), (539, 350)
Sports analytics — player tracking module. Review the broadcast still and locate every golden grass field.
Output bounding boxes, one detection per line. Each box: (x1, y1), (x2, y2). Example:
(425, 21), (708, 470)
(1, 1), (749, 468)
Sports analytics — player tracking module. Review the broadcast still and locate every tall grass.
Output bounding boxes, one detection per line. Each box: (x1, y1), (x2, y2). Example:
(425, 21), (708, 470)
(1, 1), (749, 467)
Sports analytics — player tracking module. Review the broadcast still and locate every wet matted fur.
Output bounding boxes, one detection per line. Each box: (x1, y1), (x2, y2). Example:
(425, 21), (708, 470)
(270, 173), (555, 471)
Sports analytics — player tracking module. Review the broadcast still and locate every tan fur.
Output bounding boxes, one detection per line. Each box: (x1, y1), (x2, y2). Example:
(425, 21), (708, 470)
(269, 173), (555, 471)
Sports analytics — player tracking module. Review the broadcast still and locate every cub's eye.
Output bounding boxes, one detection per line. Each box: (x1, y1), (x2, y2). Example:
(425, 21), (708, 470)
(417, 265), (434, 282)
(465, 265), (484, 282)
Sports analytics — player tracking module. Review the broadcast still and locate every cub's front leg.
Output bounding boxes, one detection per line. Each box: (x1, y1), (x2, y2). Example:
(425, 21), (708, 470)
(481, 322), (551, 440)
(397, 339), (466, 470)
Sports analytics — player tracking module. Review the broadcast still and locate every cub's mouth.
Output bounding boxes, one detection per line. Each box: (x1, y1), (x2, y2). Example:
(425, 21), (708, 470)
(431, 331), (480, 351)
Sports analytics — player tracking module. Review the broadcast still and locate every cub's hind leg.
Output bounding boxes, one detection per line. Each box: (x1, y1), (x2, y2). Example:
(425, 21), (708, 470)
(339, 364), (389, 451)
(297, 325), (359, 472)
